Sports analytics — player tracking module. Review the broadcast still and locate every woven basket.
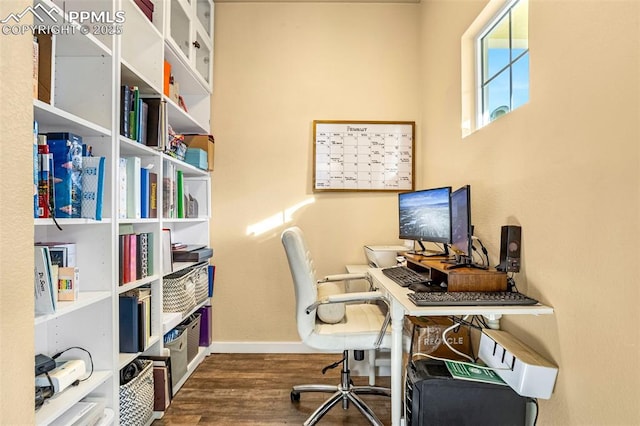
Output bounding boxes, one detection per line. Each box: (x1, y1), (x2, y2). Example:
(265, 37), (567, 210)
(163, 267), (197, 315)
(119, 360), (154, 426)
(192, 262), (209, 304)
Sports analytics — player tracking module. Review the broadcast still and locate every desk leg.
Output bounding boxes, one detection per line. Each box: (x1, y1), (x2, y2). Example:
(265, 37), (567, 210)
(390, 300), (405, 426)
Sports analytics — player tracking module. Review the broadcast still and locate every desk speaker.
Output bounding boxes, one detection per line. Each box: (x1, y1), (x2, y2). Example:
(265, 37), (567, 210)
(498, 225), (521, 272)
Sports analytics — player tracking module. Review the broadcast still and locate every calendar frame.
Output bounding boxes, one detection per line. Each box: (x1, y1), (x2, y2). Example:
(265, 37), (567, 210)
(312, 120), (415, 192)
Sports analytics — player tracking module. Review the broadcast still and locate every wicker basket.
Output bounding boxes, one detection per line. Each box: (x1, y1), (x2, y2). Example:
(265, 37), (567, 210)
(192, 262), (209, 304)
(119, 360), (154, 426)
(163, 267), (197, 315)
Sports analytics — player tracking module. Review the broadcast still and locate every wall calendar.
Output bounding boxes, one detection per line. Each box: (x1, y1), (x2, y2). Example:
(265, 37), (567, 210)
(313, 120), (415, 192)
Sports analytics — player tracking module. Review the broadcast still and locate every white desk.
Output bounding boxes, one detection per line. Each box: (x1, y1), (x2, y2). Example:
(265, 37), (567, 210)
(368, 268), (554, 426)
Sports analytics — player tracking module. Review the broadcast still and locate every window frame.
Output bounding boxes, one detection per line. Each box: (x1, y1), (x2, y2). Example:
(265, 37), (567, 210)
(475, 0), (529, 127)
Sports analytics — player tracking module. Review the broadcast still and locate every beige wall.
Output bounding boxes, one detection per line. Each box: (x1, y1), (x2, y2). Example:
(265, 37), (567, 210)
(418, 0), (639, 424)
(0, 0), (36, 423)
(2, 0), (639, 424)
(210, 2), (421, 341)
(211, 0), (639, 424)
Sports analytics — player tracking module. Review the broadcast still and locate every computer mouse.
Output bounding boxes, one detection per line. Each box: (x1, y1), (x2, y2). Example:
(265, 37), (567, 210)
(408, 282), (433, 293)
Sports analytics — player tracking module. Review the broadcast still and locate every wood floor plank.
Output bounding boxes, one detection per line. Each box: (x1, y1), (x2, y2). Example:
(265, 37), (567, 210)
(152, 353), (391, 425)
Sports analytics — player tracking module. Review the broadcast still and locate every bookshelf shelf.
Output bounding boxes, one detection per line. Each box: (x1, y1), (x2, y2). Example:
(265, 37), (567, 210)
(117, 275), (160, 295)
(162, 299), (209, 335)
(32, 1), (214, 424)
(34, 291), (112, 326)
(35, 370), (112, 426)
(34, 218), (113, 227)
(34, 100), (112, 137)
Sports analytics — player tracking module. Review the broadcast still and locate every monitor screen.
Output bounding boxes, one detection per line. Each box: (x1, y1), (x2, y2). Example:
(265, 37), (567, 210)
(450, 185), (472, 257)
(398, 187), (452, 244)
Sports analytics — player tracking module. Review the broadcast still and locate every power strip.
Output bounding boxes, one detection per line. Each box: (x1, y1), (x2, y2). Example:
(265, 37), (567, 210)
(478, 329), (558, 399)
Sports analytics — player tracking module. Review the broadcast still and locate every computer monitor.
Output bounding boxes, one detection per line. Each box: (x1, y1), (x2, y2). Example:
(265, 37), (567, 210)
(450, 185), (472, 258)
(398, 187), (452, 253)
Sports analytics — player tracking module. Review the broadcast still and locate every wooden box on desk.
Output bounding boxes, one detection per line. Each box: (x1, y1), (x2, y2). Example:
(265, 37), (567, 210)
(405, 254), (507, 292)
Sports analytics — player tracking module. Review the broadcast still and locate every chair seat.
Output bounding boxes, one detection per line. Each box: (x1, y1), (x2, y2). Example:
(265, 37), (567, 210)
(306, 304), (390, 351)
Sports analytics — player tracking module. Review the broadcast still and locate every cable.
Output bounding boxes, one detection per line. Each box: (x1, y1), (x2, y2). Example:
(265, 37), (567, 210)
(528, 398), (539, 425)
(52, 346), (94, 382)
(441, 315), (475, 363)
(471, 236), (490, 267)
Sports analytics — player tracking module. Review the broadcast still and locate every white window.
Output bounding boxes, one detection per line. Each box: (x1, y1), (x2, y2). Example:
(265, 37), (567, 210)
(477, 0), (529, 126)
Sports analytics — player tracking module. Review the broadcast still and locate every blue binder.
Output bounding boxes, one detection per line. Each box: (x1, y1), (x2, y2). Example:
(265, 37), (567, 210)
(119, 295), (139, 353)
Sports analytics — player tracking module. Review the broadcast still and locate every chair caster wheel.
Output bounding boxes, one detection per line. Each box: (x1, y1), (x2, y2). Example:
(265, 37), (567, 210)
(291, 391), (301, 402)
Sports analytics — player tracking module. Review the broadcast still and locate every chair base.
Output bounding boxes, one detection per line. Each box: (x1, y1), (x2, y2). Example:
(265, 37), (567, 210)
(291, 351), (391, 426)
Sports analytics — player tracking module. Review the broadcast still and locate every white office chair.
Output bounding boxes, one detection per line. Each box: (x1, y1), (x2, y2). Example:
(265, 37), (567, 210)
(281, 227), (391, 426)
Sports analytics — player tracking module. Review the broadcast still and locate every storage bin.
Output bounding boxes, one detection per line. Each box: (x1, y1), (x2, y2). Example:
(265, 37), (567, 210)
(185, 148), (208, 170)
(192, 262), (209, 304)
(177, 313), (201, 364)
(119, 359), (154, 426)
(197, 305), (213, 347)
(163, 267), (197, 315)
(164, 328), (188, 389)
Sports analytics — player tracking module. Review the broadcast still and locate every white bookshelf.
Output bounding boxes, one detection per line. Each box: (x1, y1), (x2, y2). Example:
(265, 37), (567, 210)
(33, 0), (214, 424)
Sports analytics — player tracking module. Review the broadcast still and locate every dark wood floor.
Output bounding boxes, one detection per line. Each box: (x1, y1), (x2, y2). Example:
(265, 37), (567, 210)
(153, 353), (391, 425)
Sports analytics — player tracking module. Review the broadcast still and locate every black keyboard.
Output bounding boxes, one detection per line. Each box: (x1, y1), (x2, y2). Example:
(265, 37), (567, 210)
(382, 266), (431, 287)
(408, 291), (539, 306)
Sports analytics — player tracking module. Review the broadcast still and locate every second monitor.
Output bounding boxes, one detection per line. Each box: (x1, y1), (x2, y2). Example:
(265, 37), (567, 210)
(398, 186), (451, 255)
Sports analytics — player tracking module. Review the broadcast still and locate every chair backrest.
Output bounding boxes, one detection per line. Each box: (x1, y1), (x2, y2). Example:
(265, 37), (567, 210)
(281, 227), (318, 341)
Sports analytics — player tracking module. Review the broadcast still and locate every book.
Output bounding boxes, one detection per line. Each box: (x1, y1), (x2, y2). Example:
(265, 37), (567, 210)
(122, 234), (131, 284)
(81, 156), (105, 221)
(444, 360), (507, 386)
(162, 228), (172, 275)
(46, 132), (83, 218)
(123, 287), (151, 351)
(147, 232), (154, 276)
(163, 162), (175, 218)
(138, 99), (148, 144)
(128, 86), (139, 139)
(34, 246), (56, 315)
(37, 143), (50, 218)
(140, 167), (149, 218)
(118, 158), (128, 219)
(172, 247), (213, 263)
(119, 295), (139, 353)
(119, 234), (125, 285)
(152, 366), (171, 411)
(120, 85), (132, 138)
(149, 172), (158, 218)
(208, 265), (215, 297)
(33, 121), (39, 218)
(57, 266), (79, 301)
(176, 170), (184, 218)
(136, 233), (149, 279)
(139, 355), (173, 410)
(144, 98), (164, 149)
(35, 242), (76, 267)
(128, 233), (137, 282)
(126, 156), (141, 219)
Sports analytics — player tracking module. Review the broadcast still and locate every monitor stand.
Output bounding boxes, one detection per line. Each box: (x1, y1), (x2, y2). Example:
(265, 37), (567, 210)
(407, 241), (449, 257)
(442, 255), (488, 270)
